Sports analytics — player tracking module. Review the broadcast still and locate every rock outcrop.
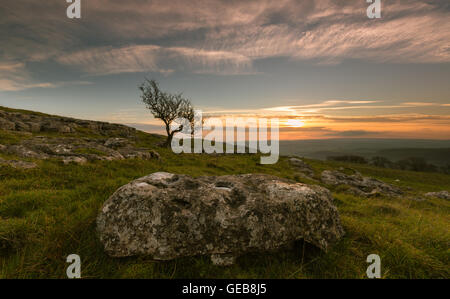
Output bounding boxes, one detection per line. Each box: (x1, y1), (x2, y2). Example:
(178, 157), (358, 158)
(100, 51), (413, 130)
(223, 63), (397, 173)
(0, 108), (135, 136)
(0, 108), (162, 165)
(0, 136), (158, 164)
(321, 169), (403, 197)
(425, 191), (450, 200)
(97, 172), (344, 265)
(289, 157), (315, 178)
(0, 157), (37, 169)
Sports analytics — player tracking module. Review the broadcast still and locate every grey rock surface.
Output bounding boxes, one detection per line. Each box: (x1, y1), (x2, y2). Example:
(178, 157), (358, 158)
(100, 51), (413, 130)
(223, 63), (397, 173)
(0, 136), (159, 164)
(0, 118), (15, 130)
(0, 157), (37, 169)
(0, 108), (161, 165)
(97, 172), (344, 265)
(289, 157), (315, 178)
(62, 156), (88, 165)
(104, 138), (130, 149)
(321, 169), (403, 197)
(0, 108), (135, 136)
(425, 191), (450, 200)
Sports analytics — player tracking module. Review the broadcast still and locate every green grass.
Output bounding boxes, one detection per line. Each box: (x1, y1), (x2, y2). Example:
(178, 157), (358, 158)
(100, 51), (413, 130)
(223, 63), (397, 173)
(0, 130), (32, 145)
(73, 148), (107, 156)
(0, 129), (449, 278)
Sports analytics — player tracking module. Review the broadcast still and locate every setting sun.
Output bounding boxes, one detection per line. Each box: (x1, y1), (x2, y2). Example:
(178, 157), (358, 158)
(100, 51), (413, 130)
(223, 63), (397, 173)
(286, 119), (305, 128)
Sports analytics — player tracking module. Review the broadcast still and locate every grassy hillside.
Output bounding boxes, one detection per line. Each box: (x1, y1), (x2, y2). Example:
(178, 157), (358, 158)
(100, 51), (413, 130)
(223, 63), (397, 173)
(0, 108), (449, 279)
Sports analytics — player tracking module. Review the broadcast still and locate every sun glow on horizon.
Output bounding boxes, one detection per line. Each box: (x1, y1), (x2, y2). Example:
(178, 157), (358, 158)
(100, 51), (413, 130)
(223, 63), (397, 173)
(285, 119), (305, 128)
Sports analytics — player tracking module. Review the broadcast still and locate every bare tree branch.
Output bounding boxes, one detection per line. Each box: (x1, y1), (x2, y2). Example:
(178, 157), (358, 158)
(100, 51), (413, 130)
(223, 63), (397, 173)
(139, 79), (195, 147)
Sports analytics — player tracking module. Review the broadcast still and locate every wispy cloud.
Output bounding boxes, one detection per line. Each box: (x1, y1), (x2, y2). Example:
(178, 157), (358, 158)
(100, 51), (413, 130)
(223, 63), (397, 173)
(1, 0), (449, 80)
(0, 62), (56, 91)
(325, 130), (383, 137)
(265, 100), (450, 115)
(199, 0), (450, 64)
(57, 45), (254, 76)
(402, 102), (442, 106)
(0, 61), (92, 91)
(319, 114), (450, 123)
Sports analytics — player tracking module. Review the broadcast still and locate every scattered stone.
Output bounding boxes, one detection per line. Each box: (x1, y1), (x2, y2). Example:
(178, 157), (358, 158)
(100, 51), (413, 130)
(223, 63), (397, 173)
(0, 158), (37, 169)
(289, 157), (314, 177)
(0, 108), (135, 136)
(28, 122), (41, 133)
(5, 144), (49, 159)
(58, 125), (74, 133)
(62, 156), (88, 165)
(424, 191), (450, 200)
(0, 108), (161, 164)
(409, 197), (427, 202)
(117, 148), (150, 160)
(97, 172), (344, 265)
(321, 170), (403, 197)
(0, 136), (159, 164)
(15, 121), (30, 131)
(210, 254), (236, 266)
(149, 150), (161, 160)
(0, 118), (15, 130)
(104, 138), (130, 149)
(9, 160), (37, 169)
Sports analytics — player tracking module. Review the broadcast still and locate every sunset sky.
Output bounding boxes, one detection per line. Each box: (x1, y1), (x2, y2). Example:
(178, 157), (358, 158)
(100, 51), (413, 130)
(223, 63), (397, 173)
(0, 0), (449, 139)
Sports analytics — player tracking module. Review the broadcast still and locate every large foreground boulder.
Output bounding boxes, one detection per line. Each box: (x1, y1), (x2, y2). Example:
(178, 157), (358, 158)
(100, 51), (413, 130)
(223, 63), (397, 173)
(97, 172), (344, 265)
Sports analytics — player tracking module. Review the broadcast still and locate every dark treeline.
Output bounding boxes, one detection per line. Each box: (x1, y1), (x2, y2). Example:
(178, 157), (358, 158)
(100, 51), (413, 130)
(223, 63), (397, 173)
(327, 155), (450, 174)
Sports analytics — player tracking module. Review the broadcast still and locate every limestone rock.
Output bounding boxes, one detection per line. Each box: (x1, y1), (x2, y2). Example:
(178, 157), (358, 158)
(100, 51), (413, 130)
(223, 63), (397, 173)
(104, 138), (130, 149)
(0, 158), (37, 169)
(0, 118), (15, 130)
(28, 122), (42, 133)
(5, 145), (49, 159)
(62, 156), (88, 165)
(321, 170), (403, 197)
(0, 108), (135, 136)
(425, 191), (450, 200)
(0, 136), (159, 164)
(149, 150), (161, 160)
(289, 157), (314, 177)
(58, 125), (74, 133)
(97, 172), (344, 265)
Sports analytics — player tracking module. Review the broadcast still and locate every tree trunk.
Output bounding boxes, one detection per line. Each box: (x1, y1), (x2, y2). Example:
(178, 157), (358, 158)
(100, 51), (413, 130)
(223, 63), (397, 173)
(164, 122), (183, 148)
(165, 133), (174, 148)
(164, 122), (171, 147)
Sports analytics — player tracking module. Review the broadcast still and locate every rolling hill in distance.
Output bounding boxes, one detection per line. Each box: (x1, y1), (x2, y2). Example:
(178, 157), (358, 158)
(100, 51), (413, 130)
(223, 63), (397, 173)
(129, 123), (450, 165)
(279, 139), (450, 165)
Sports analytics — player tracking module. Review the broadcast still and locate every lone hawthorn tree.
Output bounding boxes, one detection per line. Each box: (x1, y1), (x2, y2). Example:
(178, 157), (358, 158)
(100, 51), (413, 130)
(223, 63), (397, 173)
(139, 79), (194, 147)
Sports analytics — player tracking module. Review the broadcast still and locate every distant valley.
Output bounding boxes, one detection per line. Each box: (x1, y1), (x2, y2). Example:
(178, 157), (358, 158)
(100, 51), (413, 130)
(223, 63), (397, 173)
(280, 139), (450, 165)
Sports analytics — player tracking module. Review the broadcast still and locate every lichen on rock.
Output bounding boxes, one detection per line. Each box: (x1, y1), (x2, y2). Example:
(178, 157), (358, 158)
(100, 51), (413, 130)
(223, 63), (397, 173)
(97, 172), (345, 265)
(321, 169), (403, 197)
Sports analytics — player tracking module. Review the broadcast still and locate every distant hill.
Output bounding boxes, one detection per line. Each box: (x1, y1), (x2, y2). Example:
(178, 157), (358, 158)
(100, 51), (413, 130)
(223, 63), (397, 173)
(280, 139), (450, 165)
(375, 148), (450, 165)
